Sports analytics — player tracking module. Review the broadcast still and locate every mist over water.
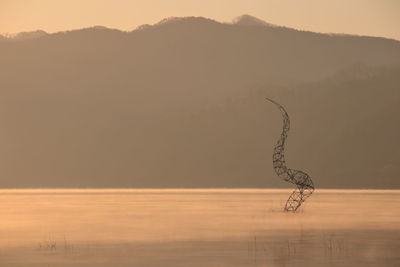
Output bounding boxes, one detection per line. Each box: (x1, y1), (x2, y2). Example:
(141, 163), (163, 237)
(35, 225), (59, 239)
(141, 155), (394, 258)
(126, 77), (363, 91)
(1, 3), (400, 266)
(1, 189), (399, 266)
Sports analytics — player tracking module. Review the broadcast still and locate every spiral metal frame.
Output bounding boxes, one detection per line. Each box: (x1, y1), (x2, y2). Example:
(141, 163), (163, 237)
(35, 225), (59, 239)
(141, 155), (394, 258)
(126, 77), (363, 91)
(266, 98), (314, 212)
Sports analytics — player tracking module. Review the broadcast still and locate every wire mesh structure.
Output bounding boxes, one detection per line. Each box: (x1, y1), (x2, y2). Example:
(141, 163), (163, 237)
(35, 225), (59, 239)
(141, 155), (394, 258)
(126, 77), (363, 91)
(266, 98), (314, 212)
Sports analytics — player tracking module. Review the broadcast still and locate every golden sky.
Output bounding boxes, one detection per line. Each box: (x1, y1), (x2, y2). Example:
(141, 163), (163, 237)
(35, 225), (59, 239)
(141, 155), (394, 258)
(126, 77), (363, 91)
(1, 0), (400, 40)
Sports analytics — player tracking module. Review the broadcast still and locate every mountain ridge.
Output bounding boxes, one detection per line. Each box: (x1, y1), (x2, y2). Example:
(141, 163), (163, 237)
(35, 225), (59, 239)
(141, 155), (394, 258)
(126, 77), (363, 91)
(2, 15), (399, 42)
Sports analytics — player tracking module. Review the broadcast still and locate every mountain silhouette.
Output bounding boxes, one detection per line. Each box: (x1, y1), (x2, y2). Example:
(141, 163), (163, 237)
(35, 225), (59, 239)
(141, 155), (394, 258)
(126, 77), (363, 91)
(233, 14), (278, 27)
(0, 16), (399, 188)
(0, 30), (48, 40)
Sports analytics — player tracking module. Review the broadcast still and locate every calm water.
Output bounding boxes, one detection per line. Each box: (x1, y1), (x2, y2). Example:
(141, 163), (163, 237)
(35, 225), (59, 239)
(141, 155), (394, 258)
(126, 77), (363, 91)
(1, 189), (399, 266)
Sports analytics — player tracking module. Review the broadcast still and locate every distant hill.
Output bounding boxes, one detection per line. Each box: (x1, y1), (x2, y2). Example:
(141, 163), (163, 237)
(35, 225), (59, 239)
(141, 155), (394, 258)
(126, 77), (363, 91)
(233, 14), (278, 27)
(268, 65), (400, 188)
(0, 16), (399, 188)
(0, 30), (48, 41)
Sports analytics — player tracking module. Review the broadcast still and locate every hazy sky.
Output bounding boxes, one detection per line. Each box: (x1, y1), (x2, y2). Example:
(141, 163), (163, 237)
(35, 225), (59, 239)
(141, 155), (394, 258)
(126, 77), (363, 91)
(1, 0), (400, 40)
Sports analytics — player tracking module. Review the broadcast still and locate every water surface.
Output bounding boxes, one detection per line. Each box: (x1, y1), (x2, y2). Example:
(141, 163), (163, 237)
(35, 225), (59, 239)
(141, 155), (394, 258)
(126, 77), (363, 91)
(1, 189), (399, 266)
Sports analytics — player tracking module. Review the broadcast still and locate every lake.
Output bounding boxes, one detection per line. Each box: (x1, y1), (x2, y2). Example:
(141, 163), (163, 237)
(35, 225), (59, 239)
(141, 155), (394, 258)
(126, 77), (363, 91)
(1, 189), (399, 266)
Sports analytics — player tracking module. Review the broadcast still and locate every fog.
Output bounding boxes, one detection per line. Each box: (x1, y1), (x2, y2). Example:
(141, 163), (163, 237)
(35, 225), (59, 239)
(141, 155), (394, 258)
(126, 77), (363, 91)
(1, 189), (399, 266)
(1, 16), (400, 188)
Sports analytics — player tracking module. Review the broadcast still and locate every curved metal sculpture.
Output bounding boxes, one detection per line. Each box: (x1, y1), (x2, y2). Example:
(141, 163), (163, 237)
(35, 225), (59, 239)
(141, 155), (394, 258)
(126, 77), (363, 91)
(266, 98), (314, 212)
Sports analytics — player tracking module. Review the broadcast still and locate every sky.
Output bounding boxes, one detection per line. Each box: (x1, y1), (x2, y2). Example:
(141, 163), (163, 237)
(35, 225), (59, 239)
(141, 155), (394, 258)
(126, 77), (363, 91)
(1, 0), (400, 40)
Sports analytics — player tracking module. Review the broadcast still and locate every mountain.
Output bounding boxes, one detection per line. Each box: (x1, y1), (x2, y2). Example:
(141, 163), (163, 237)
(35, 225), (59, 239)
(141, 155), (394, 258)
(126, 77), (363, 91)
(0, 16), (399, 188)
(0, 30), (48, 41)
(233, 14), (278, 27)
(269, 65), (400, 188)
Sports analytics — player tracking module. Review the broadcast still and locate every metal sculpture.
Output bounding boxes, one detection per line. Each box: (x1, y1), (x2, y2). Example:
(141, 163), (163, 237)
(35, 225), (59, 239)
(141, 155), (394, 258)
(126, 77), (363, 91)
(266, 98), (314, 212)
